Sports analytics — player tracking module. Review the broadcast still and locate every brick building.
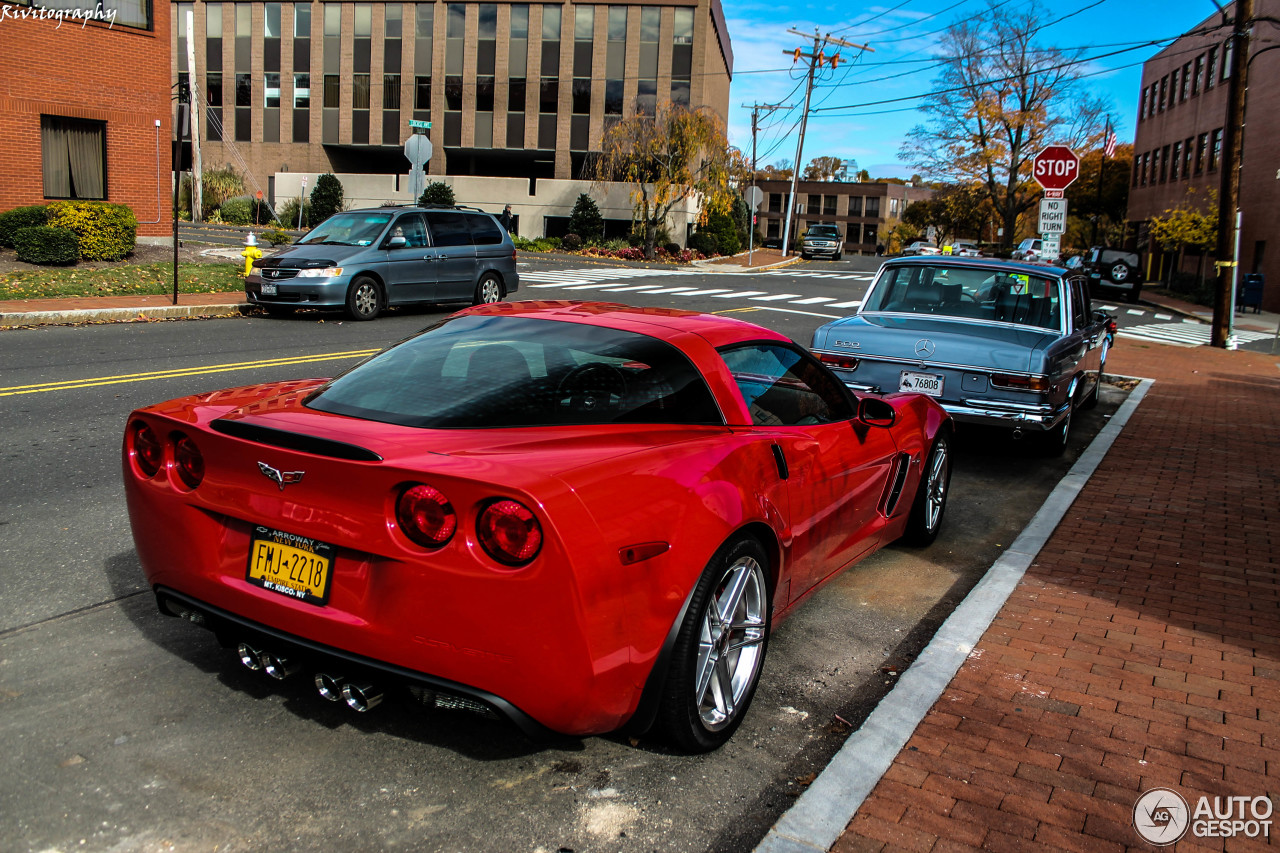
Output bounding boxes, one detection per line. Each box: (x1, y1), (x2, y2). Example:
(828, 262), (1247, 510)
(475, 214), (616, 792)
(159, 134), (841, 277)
(172, 0), (733, 232)
(751, 179), (935, 255)
(1128, 1), (1280, 311)
(0, 0), (172, 239)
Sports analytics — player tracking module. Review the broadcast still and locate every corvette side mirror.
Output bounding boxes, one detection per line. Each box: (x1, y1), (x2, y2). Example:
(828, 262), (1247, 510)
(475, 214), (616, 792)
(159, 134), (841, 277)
(858, 397), (896, 428)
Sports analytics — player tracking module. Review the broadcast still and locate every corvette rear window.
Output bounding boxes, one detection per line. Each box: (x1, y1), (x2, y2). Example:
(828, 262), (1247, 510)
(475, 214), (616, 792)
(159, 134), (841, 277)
(307, 315), (724, 428)
(864, 264), (1062, 330)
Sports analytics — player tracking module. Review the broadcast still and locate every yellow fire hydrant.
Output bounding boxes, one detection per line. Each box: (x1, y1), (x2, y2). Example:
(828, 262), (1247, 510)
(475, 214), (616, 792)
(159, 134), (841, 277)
(241, 232), (263, 277)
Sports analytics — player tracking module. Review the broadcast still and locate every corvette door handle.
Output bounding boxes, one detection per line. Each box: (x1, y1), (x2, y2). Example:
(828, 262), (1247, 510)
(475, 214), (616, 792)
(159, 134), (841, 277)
(771, 444), (789, 481)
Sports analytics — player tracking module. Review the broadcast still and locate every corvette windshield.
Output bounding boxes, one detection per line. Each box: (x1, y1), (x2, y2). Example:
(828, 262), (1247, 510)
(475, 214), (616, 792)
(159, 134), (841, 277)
(863, 264), (1062, 330)
(307, 315), (724, 428)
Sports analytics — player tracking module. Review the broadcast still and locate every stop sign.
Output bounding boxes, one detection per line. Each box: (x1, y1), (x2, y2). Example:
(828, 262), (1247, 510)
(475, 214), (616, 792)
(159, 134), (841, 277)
(1032, 145), (1080, 191)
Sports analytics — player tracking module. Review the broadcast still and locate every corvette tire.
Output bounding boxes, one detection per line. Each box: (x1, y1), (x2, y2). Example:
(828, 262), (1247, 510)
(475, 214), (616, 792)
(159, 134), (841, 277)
(655, 537), (770, 753)
(903, 433), (951, 546)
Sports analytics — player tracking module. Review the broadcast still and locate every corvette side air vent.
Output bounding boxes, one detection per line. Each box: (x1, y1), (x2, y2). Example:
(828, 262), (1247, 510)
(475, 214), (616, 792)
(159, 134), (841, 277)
(879, 453), (912, 517)
(210, 419), (383, 462)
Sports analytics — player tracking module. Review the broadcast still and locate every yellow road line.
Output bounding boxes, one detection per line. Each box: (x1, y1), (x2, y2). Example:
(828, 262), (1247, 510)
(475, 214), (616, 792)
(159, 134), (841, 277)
(0, 349), (379, 397)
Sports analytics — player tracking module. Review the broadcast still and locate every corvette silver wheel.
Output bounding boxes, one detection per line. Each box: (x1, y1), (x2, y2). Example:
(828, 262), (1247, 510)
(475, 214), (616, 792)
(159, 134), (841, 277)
(903, 434), (951, 545)
(695, 554), (767, 731)
(656, 537), (771, 752)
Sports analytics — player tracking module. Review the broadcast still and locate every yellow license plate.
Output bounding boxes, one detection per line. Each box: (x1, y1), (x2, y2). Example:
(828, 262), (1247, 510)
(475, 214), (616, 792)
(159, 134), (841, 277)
(246, 527), (335, 606)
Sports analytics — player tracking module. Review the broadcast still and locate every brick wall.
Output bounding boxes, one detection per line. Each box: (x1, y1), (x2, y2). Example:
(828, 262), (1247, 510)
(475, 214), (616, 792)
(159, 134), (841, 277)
(0, 4), (172, 237)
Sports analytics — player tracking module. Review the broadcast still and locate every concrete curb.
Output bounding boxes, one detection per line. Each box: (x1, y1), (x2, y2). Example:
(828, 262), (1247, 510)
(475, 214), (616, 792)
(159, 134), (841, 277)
(754, 377), (1156, 853)
(1, 303), (252, 327)
(693, 254), (804, 273)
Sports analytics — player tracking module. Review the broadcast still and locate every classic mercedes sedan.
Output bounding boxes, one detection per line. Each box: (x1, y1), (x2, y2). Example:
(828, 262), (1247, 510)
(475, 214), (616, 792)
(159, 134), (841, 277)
(811, 257), (1115, 454)
(124, 301), (952, 752)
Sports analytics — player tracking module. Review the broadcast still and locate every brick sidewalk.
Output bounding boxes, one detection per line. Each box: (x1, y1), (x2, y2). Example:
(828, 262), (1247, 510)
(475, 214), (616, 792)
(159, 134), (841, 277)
(833, 343), (1280, 852)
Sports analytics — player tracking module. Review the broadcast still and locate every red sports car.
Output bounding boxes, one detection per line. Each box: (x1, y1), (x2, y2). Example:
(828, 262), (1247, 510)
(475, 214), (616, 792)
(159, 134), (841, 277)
(124, 301), (952, 752)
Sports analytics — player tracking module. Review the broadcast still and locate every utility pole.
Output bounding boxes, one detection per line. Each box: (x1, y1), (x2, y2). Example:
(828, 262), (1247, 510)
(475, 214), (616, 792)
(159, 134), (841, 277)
(743, 101), (790, 262)
(780, 30), (870, 258)
(1211, 0), (1251, 348)
(184, 9), (203, 223)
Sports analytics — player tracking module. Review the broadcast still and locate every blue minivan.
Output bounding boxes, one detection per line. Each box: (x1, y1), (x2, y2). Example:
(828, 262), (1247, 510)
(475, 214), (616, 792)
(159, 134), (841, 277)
(246, 205), (520, 320)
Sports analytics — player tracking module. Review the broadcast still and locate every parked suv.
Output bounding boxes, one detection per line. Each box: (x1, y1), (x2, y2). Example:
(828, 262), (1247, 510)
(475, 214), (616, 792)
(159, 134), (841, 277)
(1082, 246), (1143, 303)
(801, 224), (844, 260)
(246, 205), (520, 320)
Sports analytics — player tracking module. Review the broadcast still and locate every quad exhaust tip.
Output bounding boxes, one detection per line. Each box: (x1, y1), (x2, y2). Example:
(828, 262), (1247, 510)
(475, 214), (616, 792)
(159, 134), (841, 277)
(237, 642), (264, 671)
(342, 681), (383, 712)
(262, 653), (300, 681)
(314, 672), (345, 702)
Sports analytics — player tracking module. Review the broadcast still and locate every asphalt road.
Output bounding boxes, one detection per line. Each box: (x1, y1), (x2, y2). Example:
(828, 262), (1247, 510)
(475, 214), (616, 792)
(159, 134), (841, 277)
(0, 256), (1127, 853)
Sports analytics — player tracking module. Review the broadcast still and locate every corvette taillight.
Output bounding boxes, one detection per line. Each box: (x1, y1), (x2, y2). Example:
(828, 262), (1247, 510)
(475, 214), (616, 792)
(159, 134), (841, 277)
(477, 500), (542, 566)
(131, 421), (163, 478)
(396, 484), (457, 548)
(173, 434), (205, 489)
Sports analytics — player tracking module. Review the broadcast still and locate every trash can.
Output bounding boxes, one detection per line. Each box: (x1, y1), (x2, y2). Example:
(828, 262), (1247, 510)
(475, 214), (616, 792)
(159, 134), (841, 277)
(1238, 273), (1264, 314)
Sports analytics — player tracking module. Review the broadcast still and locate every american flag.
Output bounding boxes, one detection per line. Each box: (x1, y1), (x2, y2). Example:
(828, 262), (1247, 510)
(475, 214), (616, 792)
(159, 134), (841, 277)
(1104, 125), (1117, 158)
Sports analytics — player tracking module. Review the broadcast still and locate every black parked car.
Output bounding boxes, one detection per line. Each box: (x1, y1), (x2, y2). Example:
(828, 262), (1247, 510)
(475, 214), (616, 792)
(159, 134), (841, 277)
(1082, 247), (1143, 303)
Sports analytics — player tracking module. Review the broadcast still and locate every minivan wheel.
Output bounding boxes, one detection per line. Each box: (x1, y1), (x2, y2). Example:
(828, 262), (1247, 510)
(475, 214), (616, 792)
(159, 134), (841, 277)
(473, 274), (503, 305)
(345, 276), (382, 321)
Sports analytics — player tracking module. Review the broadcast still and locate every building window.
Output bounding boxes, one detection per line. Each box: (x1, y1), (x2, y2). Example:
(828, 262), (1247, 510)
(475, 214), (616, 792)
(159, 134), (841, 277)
(823, 195), (837, 216)
(1169, 69), (1179, 107)
(671, 7), (692, 106)
(1170, 141), (1181, 180)
(206, 72), (223, 141)
(864, 197), (880, 217)
(846, 222), (860, 244)
(41, 115), (106, 200)
(571, 4), (592, 149)
(1221, 40), (1233, 80)
(1132, 156), (1140, 187)
(1158, 75), (1167, 111)
(1193, 55), (1203, 95)
(323, 74), (340, 108)
(1180, 63), (1190, 101)
(768, 193), (782, 213)
(1141, 151), (1149, 186)
(1138, 85), (1147, 120)
(864, 225), (877, 247)
(415, 77), (431, 110)
(1194, 132), (1207, 175)
(1208, 128), (1222, 171)
(264, 73), (281, 109)
(383, 74), (401, 110)
(638, 7), (658, 114)
(889, 197), (900, 217)
(1181, 137), (1192, 179)
(413, 3), (433, 125)
(848, 196), (862, 216)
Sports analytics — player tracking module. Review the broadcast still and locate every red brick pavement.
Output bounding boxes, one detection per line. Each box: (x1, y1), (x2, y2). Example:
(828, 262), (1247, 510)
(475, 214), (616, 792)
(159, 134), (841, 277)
(833, 342), (1280, 852)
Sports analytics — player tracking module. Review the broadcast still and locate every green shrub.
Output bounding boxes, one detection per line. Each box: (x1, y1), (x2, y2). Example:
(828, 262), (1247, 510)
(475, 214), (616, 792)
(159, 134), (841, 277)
(701, 207), (740, 256)
(687, 231), (719, 256)
(259, 228), (293, 246)
(181, 167), (248, 219)
(310, 173), (345, 224)
(275, 197), (311, 230)
(0, 205), (50, 248)
(567, 193), (604, 243)
(13, 225), (79, 265)
(45, 201), (136, 261)
(663, 241), (682, 256)
(562, 233), (583, 251)
(419, 181), (456, 206)
(219, 197), (253, 225)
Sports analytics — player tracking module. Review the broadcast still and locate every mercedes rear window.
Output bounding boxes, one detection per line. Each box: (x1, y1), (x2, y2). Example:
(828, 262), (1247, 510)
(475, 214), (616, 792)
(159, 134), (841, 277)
(864, 264), (1062, 330)
(307, 315), (724, 428)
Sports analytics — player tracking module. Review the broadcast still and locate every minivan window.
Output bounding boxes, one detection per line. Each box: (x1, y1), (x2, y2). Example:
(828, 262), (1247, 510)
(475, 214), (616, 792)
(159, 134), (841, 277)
(467, 213), (505, 245)
(424, 211), (474, 247)
(299, 212), (393, 246)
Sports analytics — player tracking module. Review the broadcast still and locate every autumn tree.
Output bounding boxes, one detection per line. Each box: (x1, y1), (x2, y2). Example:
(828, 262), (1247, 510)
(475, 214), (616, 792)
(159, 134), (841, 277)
(803, 156), (853, 181)
(590, 105), (742, 259)
(899, 0), (1109, 248)
(1064, 144), (1133, 247)
(1149, 188), (1218, 287)
(902, 184), (990, 246)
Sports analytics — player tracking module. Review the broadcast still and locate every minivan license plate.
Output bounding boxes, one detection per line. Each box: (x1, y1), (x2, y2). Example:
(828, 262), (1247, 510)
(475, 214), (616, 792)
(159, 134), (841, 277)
(900, 371), (944, 397)
(260, 282), (277, 295)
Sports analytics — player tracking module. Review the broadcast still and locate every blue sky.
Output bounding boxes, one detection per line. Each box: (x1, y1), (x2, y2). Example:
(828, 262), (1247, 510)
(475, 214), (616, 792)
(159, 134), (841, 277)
(722, 0), (1221, 179)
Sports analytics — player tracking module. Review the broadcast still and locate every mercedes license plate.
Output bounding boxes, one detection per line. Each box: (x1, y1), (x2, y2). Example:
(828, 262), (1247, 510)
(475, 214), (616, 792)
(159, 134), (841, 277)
(900, 371), (944, 397)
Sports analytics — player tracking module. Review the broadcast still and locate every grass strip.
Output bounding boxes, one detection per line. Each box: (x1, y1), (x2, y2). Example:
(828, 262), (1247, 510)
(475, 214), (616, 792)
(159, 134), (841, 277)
(0, 263), (244, 301)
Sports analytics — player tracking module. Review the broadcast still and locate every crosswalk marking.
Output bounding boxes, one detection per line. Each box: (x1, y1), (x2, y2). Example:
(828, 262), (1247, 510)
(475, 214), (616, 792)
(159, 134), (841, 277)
(675, 289), (733, 296)
(790, 296), (836, 304)
(1117, 322), (1272, 348)
(642, 286), (700, 294)
(711, 291), (767, 298)
(1125, 308), (1145, 316)
(1154, 313), (1173, 320)
(750, 293), (804, 301)
(597, 284), (665, 291)
(827, 300), (863, 309)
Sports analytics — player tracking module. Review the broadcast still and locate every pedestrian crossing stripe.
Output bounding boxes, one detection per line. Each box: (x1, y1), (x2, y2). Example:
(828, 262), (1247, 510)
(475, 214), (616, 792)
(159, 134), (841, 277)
(1116, 323), (1271, 348)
